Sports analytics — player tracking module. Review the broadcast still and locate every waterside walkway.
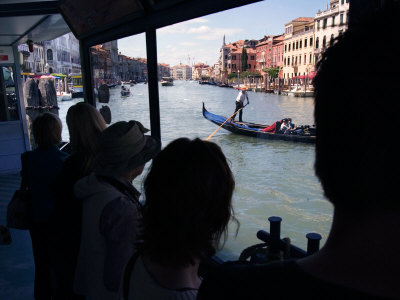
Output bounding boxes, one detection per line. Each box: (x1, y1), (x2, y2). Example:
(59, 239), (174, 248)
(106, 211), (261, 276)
(0, 173), (34, 300)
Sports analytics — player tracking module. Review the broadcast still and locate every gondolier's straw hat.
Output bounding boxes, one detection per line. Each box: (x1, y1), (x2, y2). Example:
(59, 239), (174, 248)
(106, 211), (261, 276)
(94, 120), (161, 176)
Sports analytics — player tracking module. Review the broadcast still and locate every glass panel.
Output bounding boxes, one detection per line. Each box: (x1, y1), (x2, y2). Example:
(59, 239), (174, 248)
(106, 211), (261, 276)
(0, 66), (19, 121)
(90, 34), (149, 126)
(87, 34), (150, 187)
(152, 0), (347, 261)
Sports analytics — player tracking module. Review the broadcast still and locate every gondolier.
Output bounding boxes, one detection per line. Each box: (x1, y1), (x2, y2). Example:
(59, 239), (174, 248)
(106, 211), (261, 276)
(232, 88), (249, 122)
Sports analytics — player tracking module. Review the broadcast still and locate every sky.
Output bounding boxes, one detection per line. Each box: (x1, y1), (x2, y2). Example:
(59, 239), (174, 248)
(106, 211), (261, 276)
(117, 0), (330, 67)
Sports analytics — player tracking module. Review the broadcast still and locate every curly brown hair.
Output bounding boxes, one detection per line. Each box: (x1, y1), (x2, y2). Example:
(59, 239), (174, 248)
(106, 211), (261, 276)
(141, 138), (237, 267)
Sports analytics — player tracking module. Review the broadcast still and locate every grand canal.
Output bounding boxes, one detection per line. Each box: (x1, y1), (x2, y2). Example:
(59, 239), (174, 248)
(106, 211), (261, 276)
(58, 80), (333, 260)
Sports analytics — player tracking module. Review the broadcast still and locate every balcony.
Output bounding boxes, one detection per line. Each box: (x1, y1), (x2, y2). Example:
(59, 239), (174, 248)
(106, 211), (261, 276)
(316, 6), (339, 19)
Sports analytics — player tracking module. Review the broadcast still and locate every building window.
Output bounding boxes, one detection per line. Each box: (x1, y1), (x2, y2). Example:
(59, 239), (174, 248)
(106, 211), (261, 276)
(285, 44), (287, 52)
(340, 13), (344, 24)
(47, 49), (53, 61)
(232, 55), (236, 60)
(287, 57), (290, 65)
(225, 55), (228, 59)
(300, 40), (302, 48)
(292, 42), (295, 50)
(299, 55), (301, 65)
(332, 16), (335, 26)
(323, 36), (326, 48)
(296, 41), (298, 49)
(250, 56), (255, 60)
(289, 44), (291, 51)
(316, 37), (319, 49)
(330, 34), (335, 46)
(310, 37), (313, 46)
(310, 53), (312, 64)
(317, 20), (320, 30)
(323, 18), (327, 29)
(304, 54), (307, 64)
(304, 38), (308, 47)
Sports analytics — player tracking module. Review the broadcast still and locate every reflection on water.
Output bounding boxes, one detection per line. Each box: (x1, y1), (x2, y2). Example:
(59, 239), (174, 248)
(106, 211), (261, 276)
(58, 80), (333, 261)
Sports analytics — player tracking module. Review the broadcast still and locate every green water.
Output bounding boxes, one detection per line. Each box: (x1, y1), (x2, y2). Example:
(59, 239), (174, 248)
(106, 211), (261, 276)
(58, 80), (333, 260)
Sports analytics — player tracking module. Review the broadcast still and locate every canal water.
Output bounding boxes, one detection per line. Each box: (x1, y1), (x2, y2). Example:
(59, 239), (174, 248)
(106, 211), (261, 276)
(58, 80), (333, 261)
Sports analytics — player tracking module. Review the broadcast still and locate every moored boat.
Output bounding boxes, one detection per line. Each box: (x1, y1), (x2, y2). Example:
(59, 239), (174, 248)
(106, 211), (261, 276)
(202, 103), (316, 143)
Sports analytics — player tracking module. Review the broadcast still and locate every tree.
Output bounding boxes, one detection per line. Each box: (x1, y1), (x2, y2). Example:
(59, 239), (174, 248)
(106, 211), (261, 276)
(262, 67), (280, 79)
(228, 73), (237, 81)
(241, 47), (248, 72)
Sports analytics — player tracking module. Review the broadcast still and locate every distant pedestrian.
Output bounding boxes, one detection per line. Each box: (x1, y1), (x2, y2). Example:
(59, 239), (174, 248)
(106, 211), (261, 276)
(232, 88), (249, 122)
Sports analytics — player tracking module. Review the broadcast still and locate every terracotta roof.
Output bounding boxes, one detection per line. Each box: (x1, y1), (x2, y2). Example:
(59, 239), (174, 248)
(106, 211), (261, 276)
(256, 40), (268, 47)
(273, 35), (285, 41)
(226, 40), (245, 48)
(292, 17), (314, 22)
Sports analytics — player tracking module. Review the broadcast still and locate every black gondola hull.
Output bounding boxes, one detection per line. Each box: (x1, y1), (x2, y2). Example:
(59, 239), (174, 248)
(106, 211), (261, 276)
(202, 103), (315, 144)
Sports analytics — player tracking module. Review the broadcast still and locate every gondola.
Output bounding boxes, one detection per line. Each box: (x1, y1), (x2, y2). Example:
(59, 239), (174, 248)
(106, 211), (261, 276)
(202, 103), (316, 144)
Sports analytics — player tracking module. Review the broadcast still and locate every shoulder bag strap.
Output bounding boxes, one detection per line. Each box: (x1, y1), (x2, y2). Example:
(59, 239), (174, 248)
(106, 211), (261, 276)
(123, 251), (141, 300)
(20, 152), (29, 190)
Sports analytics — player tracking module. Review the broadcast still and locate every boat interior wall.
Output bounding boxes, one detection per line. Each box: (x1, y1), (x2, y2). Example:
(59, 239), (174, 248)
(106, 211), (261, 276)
(0, 122), (26, 174)
(59, 0), (261, 45)
(0, 1), (70, 46)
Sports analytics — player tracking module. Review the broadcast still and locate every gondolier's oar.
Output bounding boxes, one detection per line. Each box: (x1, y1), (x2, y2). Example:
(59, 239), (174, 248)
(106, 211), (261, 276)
(205, 104), (248, 141)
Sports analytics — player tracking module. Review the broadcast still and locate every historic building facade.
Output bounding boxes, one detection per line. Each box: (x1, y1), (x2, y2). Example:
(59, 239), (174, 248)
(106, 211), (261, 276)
(171, 63), (192, 80)
(283, 17), (315, 81)
(314, 0), (350, 62)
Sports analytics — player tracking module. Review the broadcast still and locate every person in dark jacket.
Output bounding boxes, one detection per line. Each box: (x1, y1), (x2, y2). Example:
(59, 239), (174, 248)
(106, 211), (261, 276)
(51, 102), (107, 299)
(22, 112), (69, 300)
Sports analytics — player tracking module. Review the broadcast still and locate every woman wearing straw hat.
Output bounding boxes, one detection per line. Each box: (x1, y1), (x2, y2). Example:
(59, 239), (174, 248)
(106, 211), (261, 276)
(73, 120), (161, 300)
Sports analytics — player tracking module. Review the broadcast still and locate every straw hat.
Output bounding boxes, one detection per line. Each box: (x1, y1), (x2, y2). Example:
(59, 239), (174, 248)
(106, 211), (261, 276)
(94, 120), (161, 176)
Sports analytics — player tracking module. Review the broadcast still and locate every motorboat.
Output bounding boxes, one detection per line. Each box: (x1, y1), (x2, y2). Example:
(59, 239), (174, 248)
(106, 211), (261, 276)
(161, 77), (174, 86)
(121, 85), (130, 97)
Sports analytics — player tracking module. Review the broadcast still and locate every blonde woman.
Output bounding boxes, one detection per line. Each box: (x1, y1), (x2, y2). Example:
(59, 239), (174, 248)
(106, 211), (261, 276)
(51, 102), (107, 299)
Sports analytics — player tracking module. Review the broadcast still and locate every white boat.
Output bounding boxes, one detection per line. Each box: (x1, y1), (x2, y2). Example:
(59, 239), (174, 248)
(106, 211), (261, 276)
(121, 85), (130, 96)
(57, 92), (73, 101)
(161, 77), (174, 86)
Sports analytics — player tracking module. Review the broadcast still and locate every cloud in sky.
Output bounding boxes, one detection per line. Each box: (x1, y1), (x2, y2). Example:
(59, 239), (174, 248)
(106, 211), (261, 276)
(180, 42), (197, 46)
(117, 1), (329, 66)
